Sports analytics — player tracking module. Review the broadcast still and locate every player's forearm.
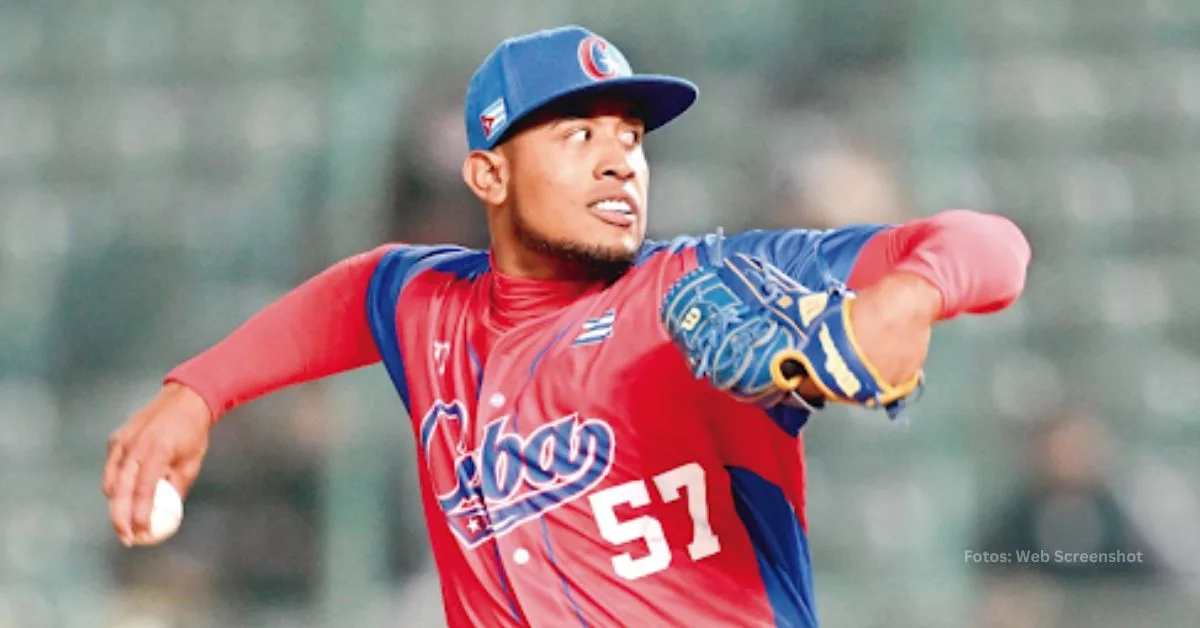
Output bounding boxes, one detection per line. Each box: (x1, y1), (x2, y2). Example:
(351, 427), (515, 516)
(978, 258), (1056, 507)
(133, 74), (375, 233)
(848, 209), (1032, 320)
(165, 244), (398, 422)
(838, 209), (1030, 388)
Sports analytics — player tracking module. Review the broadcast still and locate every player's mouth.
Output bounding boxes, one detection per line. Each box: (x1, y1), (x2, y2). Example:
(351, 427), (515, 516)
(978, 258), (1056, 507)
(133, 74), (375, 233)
(588, 195), (638, 228)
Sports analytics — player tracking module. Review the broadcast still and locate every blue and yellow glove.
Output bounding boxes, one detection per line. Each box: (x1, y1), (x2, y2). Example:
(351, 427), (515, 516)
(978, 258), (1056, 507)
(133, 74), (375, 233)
(660, 252), (923, 419)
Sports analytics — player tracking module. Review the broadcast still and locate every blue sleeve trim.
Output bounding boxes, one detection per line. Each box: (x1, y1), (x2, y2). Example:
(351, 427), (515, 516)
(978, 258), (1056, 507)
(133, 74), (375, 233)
(365, 245), (489, 411)
(647, 225), (889, 288)
(714, 225), (888, 287)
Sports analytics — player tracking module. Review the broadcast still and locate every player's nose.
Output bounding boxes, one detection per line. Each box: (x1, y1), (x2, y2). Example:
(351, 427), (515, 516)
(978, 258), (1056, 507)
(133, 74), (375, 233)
(594, 151), (636, 181)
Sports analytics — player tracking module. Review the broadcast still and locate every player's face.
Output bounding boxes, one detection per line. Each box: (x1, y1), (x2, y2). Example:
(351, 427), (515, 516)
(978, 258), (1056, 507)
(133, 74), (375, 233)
(502, 98), (649, 275)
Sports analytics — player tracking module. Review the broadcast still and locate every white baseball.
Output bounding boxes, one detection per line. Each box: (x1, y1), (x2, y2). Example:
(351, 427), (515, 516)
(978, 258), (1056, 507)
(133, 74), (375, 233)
(141, 478), (184, 545)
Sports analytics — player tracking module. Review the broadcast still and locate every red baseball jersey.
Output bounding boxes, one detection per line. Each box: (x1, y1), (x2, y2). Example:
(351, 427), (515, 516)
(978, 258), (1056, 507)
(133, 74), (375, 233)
(365, 226), (882, 628)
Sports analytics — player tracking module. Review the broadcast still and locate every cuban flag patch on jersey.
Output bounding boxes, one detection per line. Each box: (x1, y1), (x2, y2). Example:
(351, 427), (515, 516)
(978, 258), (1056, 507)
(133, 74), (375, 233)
(574, 309), (616, 345)
(480, 97), (507, 141)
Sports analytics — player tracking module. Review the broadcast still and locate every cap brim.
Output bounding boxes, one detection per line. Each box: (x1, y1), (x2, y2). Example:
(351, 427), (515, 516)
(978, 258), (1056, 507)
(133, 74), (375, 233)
(494, 75), (698, 147)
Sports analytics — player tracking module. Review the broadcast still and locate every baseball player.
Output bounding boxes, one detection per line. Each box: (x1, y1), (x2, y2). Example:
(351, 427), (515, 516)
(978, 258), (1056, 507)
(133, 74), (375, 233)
(103, 25), (1031, 627)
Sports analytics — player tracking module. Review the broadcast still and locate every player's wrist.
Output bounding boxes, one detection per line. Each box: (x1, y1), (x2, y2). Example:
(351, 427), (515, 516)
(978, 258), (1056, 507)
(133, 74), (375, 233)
(161, 380), (216, 426)
(864, 272), (943, 327)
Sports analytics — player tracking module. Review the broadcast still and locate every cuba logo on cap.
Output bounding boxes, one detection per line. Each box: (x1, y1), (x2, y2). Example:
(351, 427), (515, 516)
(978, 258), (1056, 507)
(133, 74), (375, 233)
(578, 35), (629, 81)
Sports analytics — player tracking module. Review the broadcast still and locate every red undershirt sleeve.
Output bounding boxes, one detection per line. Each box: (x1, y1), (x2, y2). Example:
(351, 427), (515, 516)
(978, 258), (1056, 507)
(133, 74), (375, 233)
(846, 209), (1032, 320)
(165, 244), (401, 422)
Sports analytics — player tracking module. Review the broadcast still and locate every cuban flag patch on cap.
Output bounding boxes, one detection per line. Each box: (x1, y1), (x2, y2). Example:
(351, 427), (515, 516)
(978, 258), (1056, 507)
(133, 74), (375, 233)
(480, 97), (507, 141)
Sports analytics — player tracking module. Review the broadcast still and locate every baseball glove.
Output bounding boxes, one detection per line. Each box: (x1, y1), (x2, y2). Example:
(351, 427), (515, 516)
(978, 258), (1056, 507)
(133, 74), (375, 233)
(660, 251), (923, 419)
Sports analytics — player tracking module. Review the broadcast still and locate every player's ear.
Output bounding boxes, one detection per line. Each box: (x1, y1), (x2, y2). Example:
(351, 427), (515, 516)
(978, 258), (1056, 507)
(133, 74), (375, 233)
(462, 149), (509, 206)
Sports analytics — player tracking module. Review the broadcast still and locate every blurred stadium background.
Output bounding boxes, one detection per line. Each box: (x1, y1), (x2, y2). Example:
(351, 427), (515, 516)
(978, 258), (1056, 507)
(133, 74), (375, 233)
(2, 0), (1199, 626)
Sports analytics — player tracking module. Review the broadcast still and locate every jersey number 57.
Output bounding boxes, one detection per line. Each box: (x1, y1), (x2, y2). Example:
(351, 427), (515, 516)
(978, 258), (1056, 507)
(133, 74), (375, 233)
(587, 462), (722, 581)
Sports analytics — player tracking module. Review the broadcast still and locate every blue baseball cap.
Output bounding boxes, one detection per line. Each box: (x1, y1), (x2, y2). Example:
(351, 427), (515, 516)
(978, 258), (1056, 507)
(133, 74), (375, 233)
(464, 25), (699, 151)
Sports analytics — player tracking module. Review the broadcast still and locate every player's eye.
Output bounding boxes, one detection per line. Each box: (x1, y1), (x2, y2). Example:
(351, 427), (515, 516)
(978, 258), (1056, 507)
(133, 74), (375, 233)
(566, 127), (591, 144)
(620, 128), (643, 147)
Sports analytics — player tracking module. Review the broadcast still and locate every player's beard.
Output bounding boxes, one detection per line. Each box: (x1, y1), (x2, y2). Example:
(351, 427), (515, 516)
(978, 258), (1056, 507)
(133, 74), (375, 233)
(511, 204), (638, 283)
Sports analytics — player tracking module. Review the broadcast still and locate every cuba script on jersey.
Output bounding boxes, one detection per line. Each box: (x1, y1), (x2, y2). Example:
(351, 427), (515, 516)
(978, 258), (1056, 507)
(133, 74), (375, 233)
(420, 400), (617, 547)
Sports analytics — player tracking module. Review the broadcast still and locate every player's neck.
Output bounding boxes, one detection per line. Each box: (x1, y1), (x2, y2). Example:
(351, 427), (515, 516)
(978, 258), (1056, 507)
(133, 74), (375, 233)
(485, 247), (606, 330)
